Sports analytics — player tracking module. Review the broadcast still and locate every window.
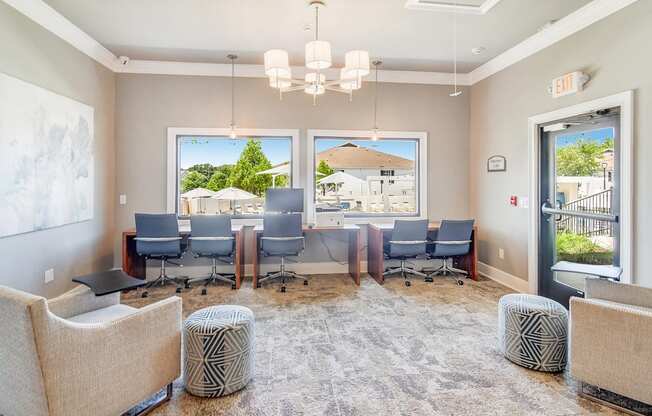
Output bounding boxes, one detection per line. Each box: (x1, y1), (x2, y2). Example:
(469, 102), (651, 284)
(307, 130), (428, 220)
(167, 128), (299, 218)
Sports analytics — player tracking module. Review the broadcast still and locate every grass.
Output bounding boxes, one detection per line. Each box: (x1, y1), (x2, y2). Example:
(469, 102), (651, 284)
(556, 232), (614, 265)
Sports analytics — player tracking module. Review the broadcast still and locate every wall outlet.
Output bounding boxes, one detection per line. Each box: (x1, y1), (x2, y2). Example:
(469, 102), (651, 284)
(44, 268), (54, 284)
(498, 248), (505, 260)
(119, 194), (127, 205)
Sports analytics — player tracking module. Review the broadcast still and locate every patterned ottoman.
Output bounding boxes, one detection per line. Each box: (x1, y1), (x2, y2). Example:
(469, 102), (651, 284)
(498, 294), (568, 372)
(184, 305), (255, 397)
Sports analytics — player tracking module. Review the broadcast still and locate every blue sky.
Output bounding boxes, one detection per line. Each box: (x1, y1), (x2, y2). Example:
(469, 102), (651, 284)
(180, 136), (416, 168)
(180, 136), (291, 168)
(556, 127), (614, 148)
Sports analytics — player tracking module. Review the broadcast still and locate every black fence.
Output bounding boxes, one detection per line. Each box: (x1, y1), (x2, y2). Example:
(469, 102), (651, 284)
(557, 189), (613, 237)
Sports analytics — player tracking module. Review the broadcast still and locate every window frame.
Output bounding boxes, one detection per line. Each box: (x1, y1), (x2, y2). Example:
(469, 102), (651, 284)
(306, 129), (428, 224)
(166, 127), (300, 224)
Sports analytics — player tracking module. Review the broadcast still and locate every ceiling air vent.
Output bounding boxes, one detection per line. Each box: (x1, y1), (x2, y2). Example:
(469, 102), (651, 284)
(404, 0), (502, 15)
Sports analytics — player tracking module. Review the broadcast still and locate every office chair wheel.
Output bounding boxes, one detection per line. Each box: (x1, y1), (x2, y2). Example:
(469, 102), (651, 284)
(175, 287), (182, 294)
(256, 282), (262, 288)
(231, 284), (237, 290)
(141, 291), (149, 298)
(184, 281), (191, 289)
(280, 286), (287, 293)
(405, 280), (411, 287)
(303, 280), (308, 286)
(457, 280), (464, 286)
(425, 277), (434, 283)
(201, 288), (207, 296)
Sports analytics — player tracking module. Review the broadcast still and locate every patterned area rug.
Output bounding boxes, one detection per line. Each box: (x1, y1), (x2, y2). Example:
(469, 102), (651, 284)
(122, 274), (632, 416)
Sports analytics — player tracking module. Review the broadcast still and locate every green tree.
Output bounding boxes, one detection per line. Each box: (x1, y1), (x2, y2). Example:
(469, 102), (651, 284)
(186, 163), (216, 179)
(228, 139), (273, 196)
(556, 140), (603, 176)
(206, 165), (233, 191)
(317, 160), (334, 177)
(181, 171), (208, 192)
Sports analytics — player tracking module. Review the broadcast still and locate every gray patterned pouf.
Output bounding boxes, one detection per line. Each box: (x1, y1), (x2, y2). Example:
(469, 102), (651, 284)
(184, 305), (255, 397)
(498, 294), (568, 372)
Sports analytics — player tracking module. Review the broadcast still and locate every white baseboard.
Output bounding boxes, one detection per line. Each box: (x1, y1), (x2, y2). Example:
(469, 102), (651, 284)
(146, 261), (368, 280)
(478, 262), (529, 293)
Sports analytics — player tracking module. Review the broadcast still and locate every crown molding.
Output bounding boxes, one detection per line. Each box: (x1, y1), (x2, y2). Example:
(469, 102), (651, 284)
(3, 0), (640, 86)
(405, 0), (502, 15)
(469, 0), (640, 84)
(2, 0), (118, 71)
(116, 59), (471, 86)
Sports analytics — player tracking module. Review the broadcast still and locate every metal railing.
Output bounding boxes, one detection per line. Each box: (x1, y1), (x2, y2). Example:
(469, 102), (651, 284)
(556, 189), (614, 237)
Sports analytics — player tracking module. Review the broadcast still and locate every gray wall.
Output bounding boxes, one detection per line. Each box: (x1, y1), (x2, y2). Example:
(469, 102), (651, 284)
(0, 3), (116, 297)
(469, 1), (652, 286)
(114, 74), (470, 270)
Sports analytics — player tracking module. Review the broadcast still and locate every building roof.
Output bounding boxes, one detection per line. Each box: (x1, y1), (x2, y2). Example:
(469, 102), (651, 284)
(316, 143), (414, 170)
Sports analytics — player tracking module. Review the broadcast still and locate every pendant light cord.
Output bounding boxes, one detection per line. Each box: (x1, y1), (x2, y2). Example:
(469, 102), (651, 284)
(231, 58), (235, 128)
(373, 64), (379, 129)
(453, 1), (458, 93)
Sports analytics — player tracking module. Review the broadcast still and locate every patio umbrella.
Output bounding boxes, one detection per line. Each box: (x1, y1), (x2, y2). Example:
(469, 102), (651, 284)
(211, 187), (257, 214)
(181, 187), (216, 213)
(256, 163), (290, 188)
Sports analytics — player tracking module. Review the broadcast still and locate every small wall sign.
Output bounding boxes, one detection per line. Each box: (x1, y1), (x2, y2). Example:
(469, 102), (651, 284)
(487, 155), (506, 172)
(549, 71), (590, 98)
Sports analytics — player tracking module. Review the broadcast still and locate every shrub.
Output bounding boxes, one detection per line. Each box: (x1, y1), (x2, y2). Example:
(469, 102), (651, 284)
(556, 232), (613, 265)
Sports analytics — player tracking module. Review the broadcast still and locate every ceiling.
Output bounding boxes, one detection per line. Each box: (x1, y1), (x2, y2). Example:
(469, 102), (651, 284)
(44, 0), (591, 73)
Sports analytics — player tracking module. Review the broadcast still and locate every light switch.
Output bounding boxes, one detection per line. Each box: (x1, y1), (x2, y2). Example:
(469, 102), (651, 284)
(519, 197), (529, 209)
(119, 194), (127, 205)
(44, 269), (54, 283)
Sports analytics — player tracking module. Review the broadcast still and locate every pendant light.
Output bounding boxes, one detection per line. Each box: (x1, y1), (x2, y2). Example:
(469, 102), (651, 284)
(449, 2), (462, 97)
(371, 60), (382, 141)
(228, 54), (238, 138)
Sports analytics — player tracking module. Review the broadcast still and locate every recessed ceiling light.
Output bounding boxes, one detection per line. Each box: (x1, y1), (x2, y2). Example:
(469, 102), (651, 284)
(471, 47), (485, 55)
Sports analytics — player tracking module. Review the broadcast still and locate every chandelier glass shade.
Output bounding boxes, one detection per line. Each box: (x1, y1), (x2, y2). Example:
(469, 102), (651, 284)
(263, 0), (369, 103)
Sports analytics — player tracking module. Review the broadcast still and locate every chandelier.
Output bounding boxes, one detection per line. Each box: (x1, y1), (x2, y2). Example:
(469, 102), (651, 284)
(263, 0), (370, 104)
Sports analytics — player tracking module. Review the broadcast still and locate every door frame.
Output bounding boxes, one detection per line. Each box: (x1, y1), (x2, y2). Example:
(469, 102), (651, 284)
(527, 90), (634, 294)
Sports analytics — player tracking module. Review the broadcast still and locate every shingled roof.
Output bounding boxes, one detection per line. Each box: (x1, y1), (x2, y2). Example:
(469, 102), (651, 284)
(316, 143), (414, 169)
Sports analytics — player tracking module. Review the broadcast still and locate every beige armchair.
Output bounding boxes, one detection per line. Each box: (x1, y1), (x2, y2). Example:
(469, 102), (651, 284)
(570, 278), (652, 407)
(0, 284), (182, 416)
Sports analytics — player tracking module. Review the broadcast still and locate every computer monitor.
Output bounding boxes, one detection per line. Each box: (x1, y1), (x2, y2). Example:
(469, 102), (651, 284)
(265, 188), (304, 213)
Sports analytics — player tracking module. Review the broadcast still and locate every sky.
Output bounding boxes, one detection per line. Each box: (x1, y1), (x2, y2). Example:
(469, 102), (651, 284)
(179, 136), (416, 168)
(556, 127), (614, 148)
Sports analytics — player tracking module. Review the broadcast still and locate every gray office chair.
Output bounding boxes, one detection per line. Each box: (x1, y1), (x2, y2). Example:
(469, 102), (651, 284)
(427, 219), (474, 286)
(258, 213), (308, 293)
(188, 215), (236, 294)
(134, 213), (186, 298)
(383, 219), (429, 287)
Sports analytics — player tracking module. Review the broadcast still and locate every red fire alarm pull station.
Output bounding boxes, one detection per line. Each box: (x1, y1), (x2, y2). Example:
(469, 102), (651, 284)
(510, 196), (518, 206)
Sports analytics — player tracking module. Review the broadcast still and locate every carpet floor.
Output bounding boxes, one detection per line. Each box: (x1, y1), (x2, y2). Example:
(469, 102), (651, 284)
(122, 274), (627, 416)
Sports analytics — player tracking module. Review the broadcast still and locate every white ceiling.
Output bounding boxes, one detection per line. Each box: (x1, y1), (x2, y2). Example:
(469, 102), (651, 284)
(44, 0), (591, 72)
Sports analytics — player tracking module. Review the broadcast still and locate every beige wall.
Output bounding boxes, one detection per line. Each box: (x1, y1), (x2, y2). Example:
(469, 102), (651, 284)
(114, 74), (470, 266)
(469, 1), (652, 286)
(0, 3), (116, 297)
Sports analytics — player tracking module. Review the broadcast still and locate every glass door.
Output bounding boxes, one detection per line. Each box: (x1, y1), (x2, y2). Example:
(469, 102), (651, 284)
(539, 108), (620, 308)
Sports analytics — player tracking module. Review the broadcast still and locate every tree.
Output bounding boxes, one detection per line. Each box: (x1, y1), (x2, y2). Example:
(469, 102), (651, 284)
(181, 171), (208, 193)
(227, 139), (273, 196)
(186, 163), (216, 180)
(207, 165), (233, 191)
(556, 140), (602, 176)
(317, 160), (334, 177)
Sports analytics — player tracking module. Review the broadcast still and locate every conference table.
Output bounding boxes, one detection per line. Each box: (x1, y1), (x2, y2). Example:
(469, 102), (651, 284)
(121, 224), (246, 289)
(367, 222), (478, 284)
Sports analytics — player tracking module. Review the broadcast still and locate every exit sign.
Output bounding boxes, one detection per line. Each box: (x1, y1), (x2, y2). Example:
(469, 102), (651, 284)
(550, 71), (589, 98)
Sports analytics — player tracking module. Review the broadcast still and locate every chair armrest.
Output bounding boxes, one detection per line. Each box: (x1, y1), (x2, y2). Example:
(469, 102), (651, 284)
(570, 297), (652, 405)
(134, 237), (183, 242)
(189, 236), (234, 241)
(261, 236), (304, 241)
(47, 285), (120, 319)
(36, 297), (182, 416)
(389, 240), (428, 245)
(431, 240), (472, 245)
(585, 278), (652, 309)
